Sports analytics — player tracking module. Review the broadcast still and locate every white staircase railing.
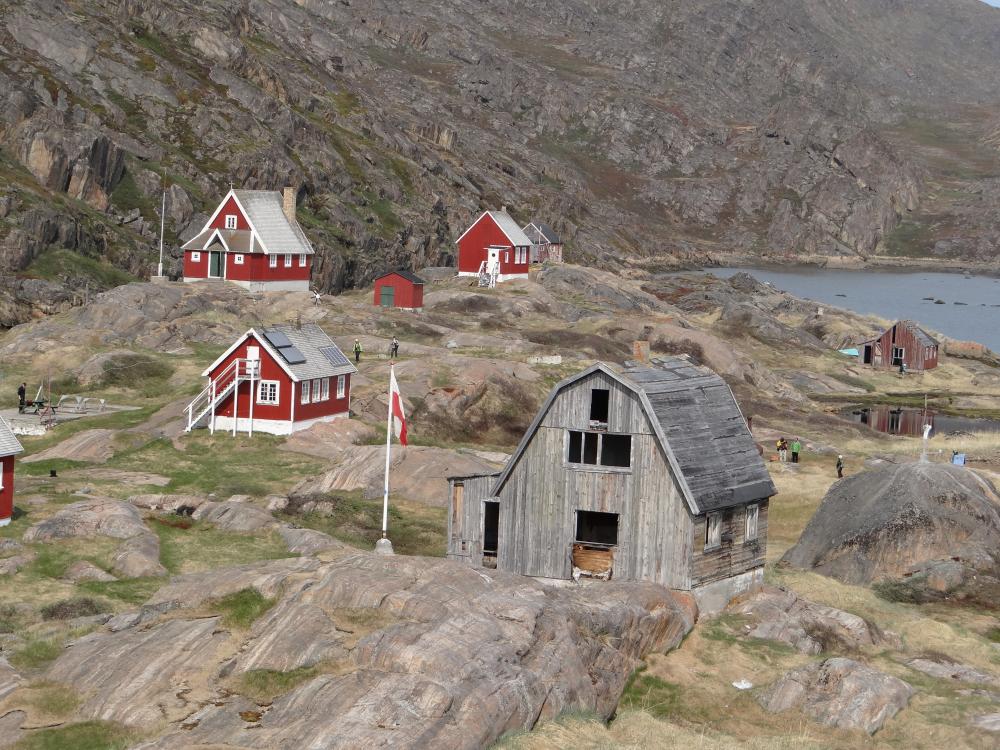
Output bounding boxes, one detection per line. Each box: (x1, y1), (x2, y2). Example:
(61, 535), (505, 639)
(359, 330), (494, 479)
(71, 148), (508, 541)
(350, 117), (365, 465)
(478, 260), (499, 288)
(185, 358), (258, 434)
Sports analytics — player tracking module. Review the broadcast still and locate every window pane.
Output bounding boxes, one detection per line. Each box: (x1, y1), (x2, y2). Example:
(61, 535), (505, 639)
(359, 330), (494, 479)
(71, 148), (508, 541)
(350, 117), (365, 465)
(600, 434), (631, 467)
(583, 432), (599, 464)
(301, 381), (310, 404)
(567, 431), (582, 463)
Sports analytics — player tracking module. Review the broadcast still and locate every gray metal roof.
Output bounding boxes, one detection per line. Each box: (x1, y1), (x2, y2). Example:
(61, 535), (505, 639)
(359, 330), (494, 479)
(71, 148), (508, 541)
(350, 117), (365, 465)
(523, 221), (561, 245)
(486, 211), (532, 247)
(493, 358), (775, 515)
(376, 270), (425, 285)
(0, 418), (24, 456)
(233, 190), (314, 255)
(259, 324), (357, 381)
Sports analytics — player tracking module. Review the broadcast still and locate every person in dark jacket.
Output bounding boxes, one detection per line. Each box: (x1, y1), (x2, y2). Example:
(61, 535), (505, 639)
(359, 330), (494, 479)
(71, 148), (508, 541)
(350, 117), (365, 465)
(353, 339), (363, 363)
(836, 455), (844, 478)
(17, 382), (26, 413)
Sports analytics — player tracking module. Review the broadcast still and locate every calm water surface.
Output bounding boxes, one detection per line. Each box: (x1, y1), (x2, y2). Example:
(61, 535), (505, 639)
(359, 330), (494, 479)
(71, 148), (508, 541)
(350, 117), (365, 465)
(705, 266), (1000, 351)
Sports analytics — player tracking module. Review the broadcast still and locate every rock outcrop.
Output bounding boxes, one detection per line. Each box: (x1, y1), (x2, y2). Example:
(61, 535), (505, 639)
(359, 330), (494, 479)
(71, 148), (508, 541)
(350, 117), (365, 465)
(35, 554), (692, 749)
(781, 463), (1000, 606)
(758, 658), (914, 735)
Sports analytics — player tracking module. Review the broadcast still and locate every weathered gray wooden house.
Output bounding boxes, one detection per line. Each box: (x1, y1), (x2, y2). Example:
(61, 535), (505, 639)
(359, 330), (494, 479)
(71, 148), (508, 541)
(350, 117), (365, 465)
(447, 358), (776, 613)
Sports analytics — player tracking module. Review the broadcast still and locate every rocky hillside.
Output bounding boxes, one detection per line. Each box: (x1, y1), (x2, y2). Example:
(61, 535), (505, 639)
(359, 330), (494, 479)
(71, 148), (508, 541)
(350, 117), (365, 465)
(4, 0), (1000, 319)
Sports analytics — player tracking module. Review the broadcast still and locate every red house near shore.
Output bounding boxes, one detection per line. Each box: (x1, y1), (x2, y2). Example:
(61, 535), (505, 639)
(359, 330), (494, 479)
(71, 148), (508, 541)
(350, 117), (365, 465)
(456, 209), (532, 287)
(0, 419), (24, 527)
(374, 271), (425, 311)
(858, 320), (939, 372)
(182, 188), (314, 291)
(186, 324), (356, 436)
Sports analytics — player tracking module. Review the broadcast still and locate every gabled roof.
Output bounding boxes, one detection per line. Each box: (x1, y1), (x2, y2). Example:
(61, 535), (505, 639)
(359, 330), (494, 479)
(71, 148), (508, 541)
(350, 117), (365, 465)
(522, 221), (561, 245)
(0, 418), (24, 457)
(492, 358), (776, 515)
(456, 210), (532, 247)
(376, 270), (425, 285)
(202, 324), (357, 382)
(861, 320), (938, 348)
(183, 228), (263, 254)
(184, 189), (314, 255)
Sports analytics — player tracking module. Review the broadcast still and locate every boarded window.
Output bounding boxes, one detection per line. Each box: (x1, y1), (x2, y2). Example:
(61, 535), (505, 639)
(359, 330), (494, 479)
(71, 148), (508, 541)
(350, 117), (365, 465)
(705, 513), (722, 550)
(576, 510), (619, 546)
(590, 389), (609, 424)
(483, 501), (499, 554)
(600, 434), (632, 467)
(745, 504), (759, 541)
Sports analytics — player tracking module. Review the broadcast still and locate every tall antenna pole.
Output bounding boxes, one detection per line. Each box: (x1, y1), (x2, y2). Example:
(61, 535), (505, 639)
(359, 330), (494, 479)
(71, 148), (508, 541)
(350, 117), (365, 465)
(157, 189), (166, 278)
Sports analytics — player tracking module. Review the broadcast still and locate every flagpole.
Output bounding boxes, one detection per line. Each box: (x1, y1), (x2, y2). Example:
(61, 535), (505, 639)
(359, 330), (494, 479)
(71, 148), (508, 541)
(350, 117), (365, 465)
(375, 365), (395, 555)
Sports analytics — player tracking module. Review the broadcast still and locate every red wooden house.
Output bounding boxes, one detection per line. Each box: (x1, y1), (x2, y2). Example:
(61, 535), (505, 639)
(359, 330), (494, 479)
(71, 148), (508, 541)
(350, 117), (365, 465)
(456, 209), (532, 287)
(0, 418), (24, 527)
(182, 188), (314, 291)
(374, 271), (425, 311)
(186, 324), (356, 436)
(858, 320), (939, 371)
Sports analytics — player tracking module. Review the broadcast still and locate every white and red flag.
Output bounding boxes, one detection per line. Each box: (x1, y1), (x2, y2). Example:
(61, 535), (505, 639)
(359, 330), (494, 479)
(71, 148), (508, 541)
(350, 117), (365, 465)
(389, 367), (408, 446)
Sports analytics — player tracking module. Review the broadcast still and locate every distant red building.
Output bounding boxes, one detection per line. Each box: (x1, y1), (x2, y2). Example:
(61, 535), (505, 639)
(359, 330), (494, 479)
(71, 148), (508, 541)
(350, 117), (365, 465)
(456, 210), (532, 286)
(186, 324), (356, 436)
(374, 271), (425, 311)
(858, 320), (939, 371)
(0, 418), (23, 527)
(182, 188), (314, 291)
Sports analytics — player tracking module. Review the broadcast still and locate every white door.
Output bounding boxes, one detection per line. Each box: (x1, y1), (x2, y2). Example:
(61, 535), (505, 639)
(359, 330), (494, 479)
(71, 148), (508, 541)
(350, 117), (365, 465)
(487, 247), (501, 275)
(246, 346), (260, 377)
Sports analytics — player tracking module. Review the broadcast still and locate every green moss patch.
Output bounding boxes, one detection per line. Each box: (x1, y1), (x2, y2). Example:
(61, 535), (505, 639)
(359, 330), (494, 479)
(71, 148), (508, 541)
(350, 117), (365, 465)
(207, 588), (275, 630)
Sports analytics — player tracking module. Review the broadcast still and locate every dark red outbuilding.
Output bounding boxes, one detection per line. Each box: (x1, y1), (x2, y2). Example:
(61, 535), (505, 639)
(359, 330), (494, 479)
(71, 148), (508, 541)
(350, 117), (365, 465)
(374, 271), (425, 311)
(858, 320), (939, 371)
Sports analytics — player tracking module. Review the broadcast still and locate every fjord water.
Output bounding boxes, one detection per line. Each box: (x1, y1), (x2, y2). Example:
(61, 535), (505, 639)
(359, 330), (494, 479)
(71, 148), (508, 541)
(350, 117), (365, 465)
(706, 267), (1000, 352)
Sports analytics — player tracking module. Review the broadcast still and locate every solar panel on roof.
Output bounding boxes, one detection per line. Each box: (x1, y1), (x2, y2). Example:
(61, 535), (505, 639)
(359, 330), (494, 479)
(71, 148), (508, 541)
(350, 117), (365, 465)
(319, 345), (349, 367)
(279, 346), (306, 365)
(263, 330), (292, 349)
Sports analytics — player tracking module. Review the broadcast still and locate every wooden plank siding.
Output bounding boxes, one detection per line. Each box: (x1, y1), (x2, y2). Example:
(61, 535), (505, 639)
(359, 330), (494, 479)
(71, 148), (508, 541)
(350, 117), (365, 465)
(691, 500), (769, 586)
(446, 474), (497, 566)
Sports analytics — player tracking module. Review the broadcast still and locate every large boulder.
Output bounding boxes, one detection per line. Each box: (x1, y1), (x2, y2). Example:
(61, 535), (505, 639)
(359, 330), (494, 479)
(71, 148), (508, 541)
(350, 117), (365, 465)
(23, 499), (150, 541)
(44, 554), (693, 749)
(781, 463), (1000, 606)
(758, 657), (914, 735)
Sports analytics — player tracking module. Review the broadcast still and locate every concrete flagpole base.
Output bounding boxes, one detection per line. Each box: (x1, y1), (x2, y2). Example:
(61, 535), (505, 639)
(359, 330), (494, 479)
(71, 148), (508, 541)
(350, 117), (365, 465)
(374, 537), (395, 556)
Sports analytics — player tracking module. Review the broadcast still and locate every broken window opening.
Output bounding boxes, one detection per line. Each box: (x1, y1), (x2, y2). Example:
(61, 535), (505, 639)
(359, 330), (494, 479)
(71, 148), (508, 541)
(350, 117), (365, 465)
(576, 510), (619, 547)
(483, 501), (499, 555)
(600, 434), (632, 467)
(705, 512), (722, 550)
(567, 430), (632, 469)
(589, 388), (609, 426)
(583, 432), (599, 464)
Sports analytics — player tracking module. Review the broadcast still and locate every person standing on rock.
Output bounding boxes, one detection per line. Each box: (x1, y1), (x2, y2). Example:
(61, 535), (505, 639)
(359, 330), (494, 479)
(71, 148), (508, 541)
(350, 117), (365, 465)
(390, 337), (399, 359)
(836, 455), (844, 478)
(791, 438), (802, 464)
(17, 382), (26, 414)
(354, 339), (363, 363)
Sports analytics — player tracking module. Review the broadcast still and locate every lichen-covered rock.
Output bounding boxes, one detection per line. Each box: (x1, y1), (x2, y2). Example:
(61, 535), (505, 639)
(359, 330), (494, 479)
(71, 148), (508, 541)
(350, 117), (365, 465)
(733, 586), (893, 654)
(758, 657), (913, 735)
(63, 560), (116, 583)
(23, 499), (149, 541)
(111, 533), (167, 578)
(192, 501), (277, 532)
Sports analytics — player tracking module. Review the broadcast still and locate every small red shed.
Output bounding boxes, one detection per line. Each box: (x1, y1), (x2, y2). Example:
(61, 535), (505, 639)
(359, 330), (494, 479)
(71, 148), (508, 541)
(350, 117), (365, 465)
(374, 271), (425, 311)
(456, 209), (532, 286)
(858, 320), (939, 371)
(0, 418), (24, 527)
(182, 187), (315, 291)
(186, 324), (357, 436)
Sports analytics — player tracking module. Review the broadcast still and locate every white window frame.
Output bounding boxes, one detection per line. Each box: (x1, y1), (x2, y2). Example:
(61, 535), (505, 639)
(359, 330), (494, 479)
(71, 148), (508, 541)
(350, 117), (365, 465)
(299, 253), (307, 267)
(191, 251), (201, 262)
(320, 377), (330, 401)
(225, 214), (237, 230)
(284, 253), (292, 268)
(705, 512), (722, 550)
(257, 380), (279, 405)
(234, 254), (244, 265)
(336, 374), (346, 399)
(269, 254), (278, 268)
(301, 380), (311, 405)
(745, 504), (759, 542)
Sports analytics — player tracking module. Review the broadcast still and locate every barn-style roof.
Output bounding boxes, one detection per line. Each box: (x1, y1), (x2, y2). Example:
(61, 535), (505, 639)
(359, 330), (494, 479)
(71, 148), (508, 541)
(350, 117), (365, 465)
(183, 189), (314, 255)
(201, 324), (356, 382)
(0, 418), (24, 457)
(523, 221), (561, 245)
(456, 210), (532, 247)
(492, 358), (776, 515)
(376, 270), (425, 285)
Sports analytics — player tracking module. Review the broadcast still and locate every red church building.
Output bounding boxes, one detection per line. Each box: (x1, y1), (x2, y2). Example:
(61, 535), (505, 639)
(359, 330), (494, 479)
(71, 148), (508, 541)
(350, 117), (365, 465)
(0, 418), (24, 527)
(186, 324), (356, 436)
(456, 209), (532, 287)
(182, 187), (314, 291)
(374, 271), (425, 311)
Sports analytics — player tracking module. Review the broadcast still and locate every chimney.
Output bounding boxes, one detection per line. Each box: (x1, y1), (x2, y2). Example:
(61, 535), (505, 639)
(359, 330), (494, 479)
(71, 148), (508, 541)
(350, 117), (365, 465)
(633, 340), (650, 363)
(282, 186), (297, 222)
(501, 204), (507, 213)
